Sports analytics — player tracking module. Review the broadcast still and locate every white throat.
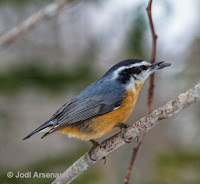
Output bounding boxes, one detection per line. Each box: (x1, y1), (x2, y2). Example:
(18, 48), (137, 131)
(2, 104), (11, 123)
(126, 76), (136, 92)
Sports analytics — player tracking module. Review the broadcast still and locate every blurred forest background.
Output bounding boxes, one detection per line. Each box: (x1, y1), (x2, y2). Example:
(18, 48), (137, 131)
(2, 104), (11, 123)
(0, 0), (200, 183)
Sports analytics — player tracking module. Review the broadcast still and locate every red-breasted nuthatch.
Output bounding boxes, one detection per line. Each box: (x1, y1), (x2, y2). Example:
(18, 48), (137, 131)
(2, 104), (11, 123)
(23, 59), (170, 143)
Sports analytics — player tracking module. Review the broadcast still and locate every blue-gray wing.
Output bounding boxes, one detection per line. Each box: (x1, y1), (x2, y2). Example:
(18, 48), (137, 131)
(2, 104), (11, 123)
(56, 95), (123, 125)
(42, 94), (124, 136)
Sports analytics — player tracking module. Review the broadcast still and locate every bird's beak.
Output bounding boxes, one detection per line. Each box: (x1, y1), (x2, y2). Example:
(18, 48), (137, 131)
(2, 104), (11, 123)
(150, 61), (171, 72)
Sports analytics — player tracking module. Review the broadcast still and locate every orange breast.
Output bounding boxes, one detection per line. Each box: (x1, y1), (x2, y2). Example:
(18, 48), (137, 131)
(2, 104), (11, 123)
(57, 82), (144, 140)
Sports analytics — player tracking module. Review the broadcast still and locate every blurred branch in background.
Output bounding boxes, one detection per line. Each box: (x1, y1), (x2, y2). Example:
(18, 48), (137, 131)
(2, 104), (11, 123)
(147, 0), (157, 114)
(124, 0), (157, 183)
(0, 0), (76, 48)
(52, 82), (200, 184)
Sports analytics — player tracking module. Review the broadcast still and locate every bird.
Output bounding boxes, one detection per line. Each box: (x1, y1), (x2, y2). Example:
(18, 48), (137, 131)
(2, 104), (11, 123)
(23, 59), (170, 143)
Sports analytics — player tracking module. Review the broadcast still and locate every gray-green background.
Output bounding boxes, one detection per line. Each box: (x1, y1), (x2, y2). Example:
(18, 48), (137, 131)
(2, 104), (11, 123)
(0, 0), (200, 183)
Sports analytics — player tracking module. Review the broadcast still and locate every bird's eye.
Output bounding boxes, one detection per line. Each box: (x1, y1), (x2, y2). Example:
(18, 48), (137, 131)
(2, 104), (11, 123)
(140, 65), (148, 70)
(135, 67), (141, 74)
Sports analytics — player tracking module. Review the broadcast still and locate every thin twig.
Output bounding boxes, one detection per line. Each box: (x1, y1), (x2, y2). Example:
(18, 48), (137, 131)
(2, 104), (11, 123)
(147, 0), (158, 113)
(123, 134), (145, 184)
(52, 82), (200, 184)
(0, 0), (75, 48)
(123, 0), (157, 183)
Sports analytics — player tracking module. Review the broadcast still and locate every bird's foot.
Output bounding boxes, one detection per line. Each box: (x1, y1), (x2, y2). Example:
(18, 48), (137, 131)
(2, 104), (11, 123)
(114, 123), (132, 143)
(88, 139), (106, 164)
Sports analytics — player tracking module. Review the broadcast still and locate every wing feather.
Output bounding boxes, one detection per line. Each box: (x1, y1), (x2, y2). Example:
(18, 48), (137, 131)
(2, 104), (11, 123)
(57, 98), (103, 124)
(41, 94), (124, 138)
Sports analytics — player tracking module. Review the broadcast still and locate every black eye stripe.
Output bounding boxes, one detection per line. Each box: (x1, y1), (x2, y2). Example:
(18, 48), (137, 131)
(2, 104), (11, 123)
(117, 66), (142, 84)
(140, 65), (148, 70)
(135, 67), (141, 74)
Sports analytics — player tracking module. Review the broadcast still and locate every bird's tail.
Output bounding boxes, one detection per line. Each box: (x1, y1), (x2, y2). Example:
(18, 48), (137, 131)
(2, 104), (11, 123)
(22, 118), (58, 140)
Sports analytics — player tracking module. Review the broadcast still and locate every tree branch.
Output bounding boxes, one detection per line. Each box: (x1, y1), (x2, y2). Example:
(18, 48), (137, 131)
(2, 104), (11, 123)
(0, 0), (75, 48)
(52, 82), (200, 184)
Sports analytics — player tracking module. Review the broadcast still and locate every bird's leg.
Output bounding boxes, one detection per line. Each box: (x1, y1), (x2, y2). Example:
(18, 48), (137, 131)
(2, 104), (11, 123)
(88, 139), (106, 164)
(114, 123), (133, 143)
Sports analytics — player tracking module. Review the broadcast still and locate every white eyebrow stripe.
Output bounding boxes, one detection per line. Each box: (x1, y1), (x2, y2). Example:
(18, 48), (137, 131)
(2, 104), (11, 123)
(111, 61), (149, 80)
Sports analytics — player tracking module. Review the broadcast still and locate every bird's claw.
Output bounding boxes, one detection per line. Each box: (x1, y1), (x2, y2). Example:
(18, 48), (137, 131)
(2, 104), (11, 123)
(88, 140), (106, 164)
(114, 123), (132, 143)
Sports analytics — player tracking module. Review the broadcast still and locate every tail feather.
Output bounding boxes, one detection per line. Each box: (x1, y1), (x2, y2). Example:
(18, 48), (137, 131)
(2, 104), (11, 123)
(22, 118), (58, 140)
